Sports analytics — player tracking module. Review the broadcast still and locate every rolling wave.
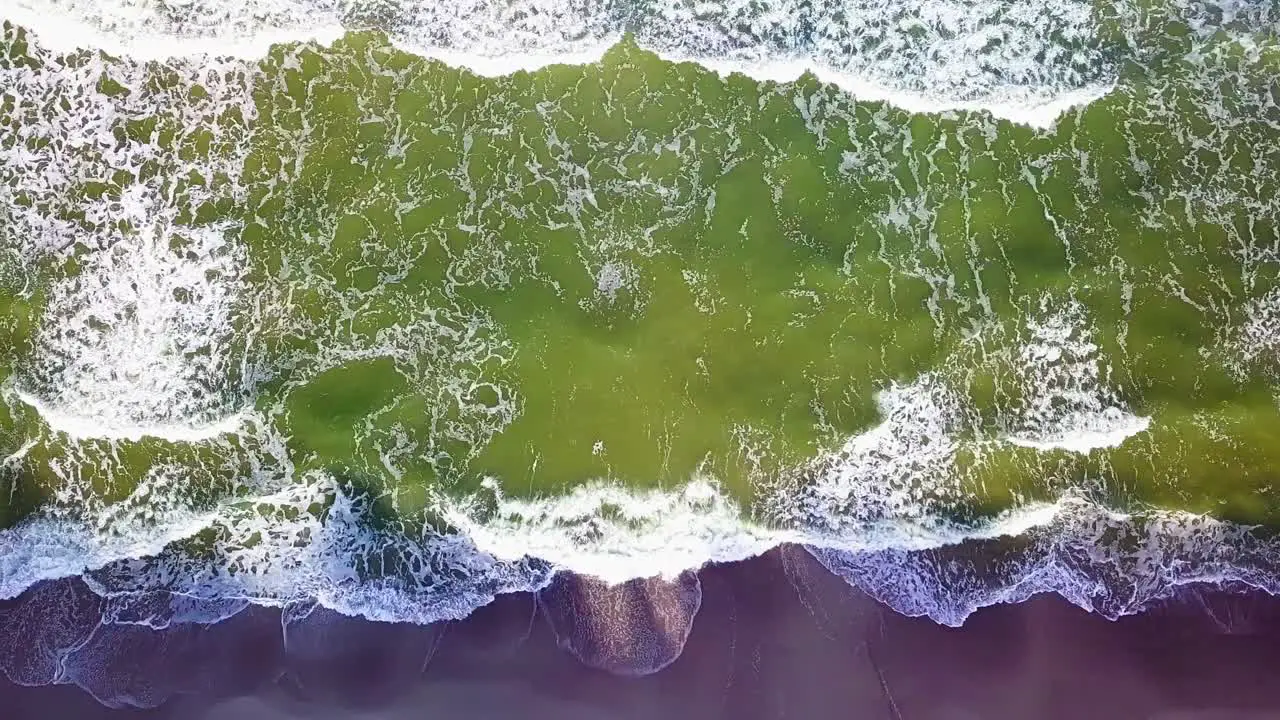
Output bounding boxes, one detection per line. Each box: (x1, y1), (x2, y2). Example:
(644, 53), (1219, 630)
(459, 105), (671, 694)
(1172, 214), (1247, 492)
(3, 0), (1121, 126)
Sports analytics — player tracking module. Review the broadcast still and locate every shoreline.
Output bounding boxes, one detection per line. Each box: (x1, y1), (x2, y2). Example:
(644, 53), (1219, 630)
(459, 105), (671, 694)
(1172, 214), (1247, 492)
(5, 546), (1280, 718)
(3, 491), (1271, 631)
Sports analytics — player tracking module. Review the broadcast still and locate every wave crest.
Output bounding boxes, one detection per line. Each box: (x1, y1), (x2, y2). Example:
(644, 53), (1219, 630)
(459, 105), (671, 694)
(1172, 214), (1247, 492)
(3, 0), (1119, 125)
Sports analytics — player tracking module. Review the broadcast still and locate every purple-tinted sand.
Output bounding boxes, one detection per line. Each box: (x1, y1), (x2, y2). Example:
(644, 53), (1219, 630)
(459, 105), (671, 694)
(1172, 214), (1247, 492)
(4, 545), (1280, 719)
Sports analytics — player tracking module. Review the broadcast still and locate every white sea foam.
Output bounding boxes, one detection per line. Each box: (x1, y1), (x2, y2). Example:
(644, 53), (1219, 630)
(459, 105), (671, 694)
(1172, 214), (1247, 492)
(3, 469), (1279, 634)
(809, 497), (1280, 626)
(19, 220), (251, 442)
(1223, 288), (1280, 382)
(0, 0), (1120, 127)
(1004, 299), (1151, 453)
(0, 1), (346, 60)
(0, 511), (219, 602)
(1, 20), (259, 443)
(1004, 415), (1150, 453)
(774, 375), (971, 534)
(440, 477), (779, 584)
(8, 389), (249, 444)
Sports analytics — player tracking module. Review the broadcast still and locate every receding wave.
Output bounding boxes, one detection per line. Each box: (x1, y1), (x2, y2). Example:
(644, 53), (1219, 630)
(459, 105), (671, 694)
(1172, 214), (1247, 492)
(5, 479), (1280, 708)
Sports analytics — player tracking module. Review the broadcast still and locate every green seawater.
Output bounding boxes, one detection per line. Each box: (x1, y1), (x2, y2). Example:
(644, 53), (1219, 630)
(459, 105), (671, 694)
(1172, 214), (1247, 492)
(1, 0), (1280, 568)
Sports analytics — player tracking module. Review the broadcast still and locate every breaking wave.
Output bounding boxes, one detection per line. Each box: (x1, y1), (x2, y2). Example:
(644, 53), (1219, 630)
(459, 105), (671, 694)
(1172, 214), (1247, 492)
(2, 0), (1123, 126)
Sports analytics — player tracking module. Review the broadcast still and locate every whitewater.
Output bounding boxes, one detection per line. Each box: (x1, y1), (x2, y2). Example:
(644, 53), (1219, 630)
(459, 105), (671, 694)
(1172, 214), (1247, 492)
(1, 0), (1118, 127)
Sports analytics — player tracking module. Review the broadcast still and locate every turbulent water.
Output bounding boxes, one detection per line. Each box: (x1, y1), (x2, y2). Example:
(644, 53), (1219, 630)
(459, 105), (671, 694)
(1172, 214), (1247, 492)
(2, 0), (1280, 698)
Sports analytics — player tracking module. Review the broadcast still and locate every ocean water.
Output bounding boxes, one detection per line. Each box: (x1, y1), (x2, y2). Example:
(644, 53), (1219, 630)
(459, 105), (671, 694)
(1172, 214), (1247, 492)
(2, 0), (1280, 686)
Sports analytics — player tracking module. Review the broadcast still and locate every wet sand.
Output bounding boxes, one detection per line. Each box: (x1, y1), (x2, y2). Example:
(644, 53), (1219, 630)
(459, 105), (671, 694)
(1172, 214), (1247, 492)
(5, 546), (1280, 719)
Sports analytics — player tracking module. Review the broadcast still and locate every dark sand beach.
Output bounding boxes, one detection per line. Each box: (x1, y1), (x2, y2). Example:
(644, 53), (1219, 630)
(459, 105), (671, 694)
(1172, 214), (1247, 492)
(5, 546), (1280, 720)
